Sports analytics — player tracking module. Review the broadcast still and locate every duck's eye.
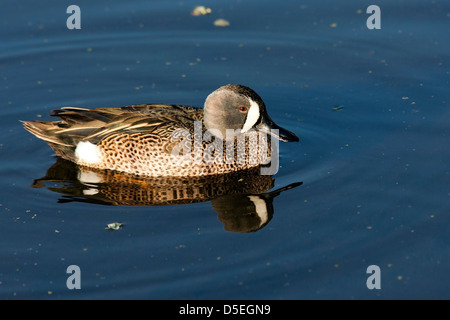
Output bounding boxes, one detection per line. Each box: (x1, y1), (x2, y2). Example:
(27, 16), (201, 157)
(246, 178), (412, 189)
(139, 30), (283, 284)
(239, 106), (248, 113)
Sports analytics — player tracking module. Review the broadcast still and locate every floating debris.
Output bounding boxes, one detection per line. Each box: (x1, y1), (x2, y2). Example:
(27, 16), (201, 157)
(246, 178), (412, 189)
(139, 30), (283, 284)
(214, 19), (230, 27)
(332, 106), (344, 111)
(106, 222), (124, 230)
(191, 6), (212, 16)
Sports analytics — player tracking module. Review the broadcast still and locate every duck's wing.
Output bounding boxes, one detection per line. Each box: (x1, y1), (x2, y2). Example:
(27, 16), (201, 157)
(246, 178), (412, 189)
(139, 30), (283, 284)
(121, 104), (203, 121)
(22, 104), (202, 158)
(79, 104), (202, 143)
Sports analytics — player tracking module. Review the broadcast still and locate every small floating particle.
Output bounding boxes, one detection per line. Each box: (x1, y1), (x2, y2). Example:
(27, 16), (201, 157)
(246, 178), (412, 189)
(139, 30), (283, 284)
(332, 106), (344, 111)
(191, 6), (212, 16)
(330, 23), (338, 28)
(214, 19), (230, 27)
(402, 96), (409, 100)
(106, 222), (124, 230)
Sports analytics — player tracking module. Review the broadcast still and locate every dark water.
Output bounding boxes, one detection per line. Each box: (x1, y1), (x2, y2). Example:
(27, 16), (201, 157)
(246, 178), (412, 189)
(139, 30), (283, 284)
(1, 0), (449, 299)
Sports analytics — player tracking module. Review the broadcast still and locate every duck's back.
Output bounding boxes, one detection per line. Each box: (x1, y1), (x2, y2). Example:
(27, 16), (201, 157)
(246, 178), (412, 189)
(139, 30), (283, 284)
(22, 104), (270, 177)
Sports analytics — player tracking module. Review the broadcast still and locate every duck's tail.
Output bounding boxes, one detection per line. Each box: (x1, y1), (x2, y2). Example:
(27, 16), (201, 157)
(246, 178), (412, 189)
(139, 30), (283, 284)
(21, 120), (80, 161)
(21, 107), (121, 161)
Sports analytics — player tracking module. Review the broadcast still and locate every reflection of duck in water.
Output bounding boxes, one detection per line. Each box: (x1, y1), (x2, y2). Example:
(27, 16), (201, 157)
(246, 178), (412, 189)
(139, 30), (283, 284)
(32, 159), (302, 233)
(22, 84), (299, 177)
(213, 183), (301, 233)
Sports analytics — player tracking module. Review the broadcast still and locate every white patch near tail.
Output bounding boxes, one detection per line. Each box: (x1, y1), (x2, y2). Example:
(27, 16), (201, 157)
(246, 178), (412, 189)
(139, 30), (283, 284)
(83, 188), (99, 196)
(77, 171), (102, 196)
(75, 141), (102, 164)
(241, 99), (260, 133)
(77, 171), (103, 184)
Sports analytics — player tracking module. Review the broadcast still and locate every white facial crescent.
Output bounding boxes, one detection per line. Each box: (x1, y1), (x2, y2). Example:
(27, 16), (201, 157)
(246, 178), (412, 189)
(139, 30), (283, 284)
(241, 99), (260, 133)
(248, 196), (269, 227)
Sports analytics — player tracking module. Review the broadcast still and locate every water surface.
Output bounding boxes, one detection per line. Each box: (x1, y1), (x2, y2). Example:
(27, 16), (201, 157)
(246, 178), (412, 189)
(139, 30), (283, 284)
(0, 0), (449, 299)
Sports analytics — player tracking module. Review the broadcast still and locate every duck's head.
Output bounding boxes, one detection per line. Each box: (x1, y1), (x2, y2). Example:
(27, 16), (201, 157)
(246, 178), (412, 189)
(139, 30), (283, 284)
(203, 84), (299, 142)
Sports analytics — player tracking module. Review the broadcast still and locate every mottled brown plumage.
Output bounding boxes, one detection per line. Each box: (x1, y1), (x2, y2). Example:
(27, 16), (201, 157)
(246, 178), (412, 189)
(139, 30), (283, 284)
(22, 85), (299, 177)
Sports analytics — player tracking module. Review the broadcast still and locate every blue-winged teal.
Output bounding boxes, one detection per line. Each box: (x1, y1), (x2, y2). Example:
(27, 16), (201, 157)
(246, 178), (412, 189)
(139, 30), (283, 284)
(22, 84), (299, 177)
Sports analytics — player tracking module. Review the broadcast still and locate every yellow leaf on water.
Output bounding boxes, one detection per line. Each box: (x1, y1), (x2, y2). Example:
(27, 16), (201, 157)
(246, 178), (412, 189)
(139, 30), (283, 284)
(106, 222), (124, 230)
(192, 6), (212, 16)
(214, 19), (230, 27)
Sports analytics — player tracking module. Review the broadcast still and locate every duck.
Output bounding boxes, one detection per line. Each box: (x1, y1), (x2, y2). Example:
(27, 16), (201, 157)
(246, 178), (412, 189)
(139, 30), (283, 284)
(22, 84), (299, 177)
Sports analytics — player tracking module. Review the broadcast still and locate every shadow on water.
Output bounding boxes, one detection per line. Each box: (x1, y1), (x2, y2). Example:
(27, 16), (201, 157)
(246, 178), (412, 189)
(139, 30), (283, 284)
(31, 158), (302, 233)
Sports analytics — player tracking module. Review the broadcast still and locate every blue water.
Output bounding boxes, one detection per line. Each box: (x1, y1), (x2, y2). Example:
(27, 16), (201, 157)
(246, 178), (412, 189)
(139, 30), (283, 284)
(1, 0), (449, 299)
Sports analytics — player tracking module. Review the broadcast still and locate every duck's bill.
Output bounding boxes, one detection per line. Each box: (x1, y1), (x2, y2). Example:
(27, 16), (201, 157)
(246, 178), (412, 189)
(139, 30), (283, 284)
(256, 119), (299, 142)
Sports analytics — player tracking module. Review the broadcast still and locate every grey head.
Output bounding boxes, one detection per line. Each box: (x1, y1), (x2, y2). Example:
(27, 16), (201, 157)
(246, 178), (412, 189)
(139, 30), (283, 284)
(203, 84), (299, 142)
